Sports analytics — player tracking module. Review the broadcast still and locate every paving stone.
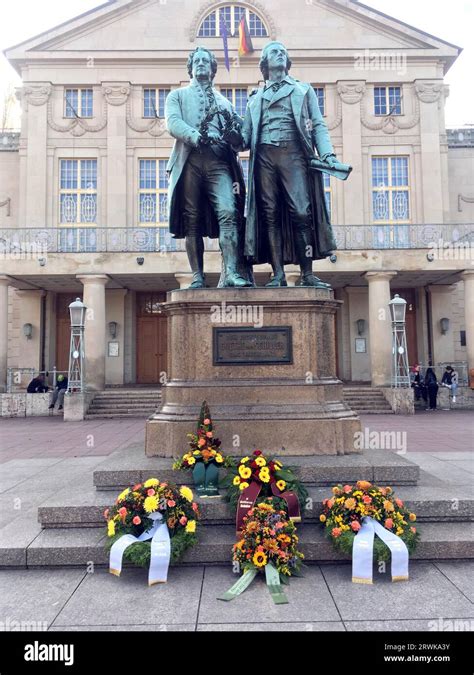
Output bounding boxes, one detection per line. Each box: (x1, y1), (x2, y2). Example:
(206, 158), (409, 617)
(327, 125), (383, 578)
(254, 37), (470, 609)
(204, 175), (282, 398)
(49, 623), (195, 631)
(321, 562), (474, 621)
(345, 618), (474, 631)
(0, 568), (86, 628)
(27, 528), (107, 567)
(197, 621), (346, 631)
(435, 561), (474, 602)
(197, 565), (341, 624)
(0, 511), (42, 566)
(52, 567), (203, 626)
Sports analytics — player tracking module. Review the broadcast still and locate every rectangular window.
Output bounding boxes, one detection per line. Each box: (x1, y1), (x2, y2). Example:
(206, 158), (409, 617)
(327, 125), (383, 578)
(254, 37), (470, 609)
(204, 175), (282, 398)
(323, 173), (331, 220)
(221, 88), (248, 117)
(138, 160), (175, 250)
(143, 89), (170, 118)
(59, 159), (97, 224)
(65, 89), (93, 118)
(372, 156), (410, 223)
(374, 86), (402, 116)
(313, 87), (325, 117)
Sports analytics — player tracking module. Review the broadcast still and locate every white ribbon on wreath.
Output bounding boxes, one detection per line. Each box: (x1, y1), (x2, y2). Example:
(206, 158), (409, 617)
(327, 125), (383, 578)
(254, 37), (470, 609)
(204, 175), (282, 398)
(352, 516), (409, 584)
(109, 512), (171, 586)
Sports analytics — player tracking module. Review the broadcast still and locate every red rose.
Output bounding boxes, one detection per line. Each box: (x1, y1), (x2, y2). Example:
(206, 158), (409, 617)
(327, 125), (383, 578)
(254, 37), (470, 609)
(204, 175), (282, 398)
(133, 516), (141, 526)
(253, 450), (262, 456)
(147, 489), (156, 497)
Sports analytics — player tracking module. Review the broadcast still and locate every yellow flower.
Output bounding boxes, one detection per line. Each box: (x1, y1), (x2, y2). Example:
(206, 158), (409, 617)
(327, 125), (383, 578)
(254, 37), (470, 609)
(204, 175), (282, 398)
(396, 527), (403, 536)
(215, 453), (224, 464)
(253, 551), (268, 567)
(187, 457), (196, 466)
(107, 520), (115, 537)
(144, 495), (159, 513)
(344, 498), (356, 510)
(233, 476), (241, 486)
(193, 451), (200, 456)
(241, 456), (250, 464)
(239, 482), (249, 491)
(319, 514), (326, 523)
(259, 469), (270, 483)
(117, 488), (130, 502)
(185, 520), (196, 534)
(255, 457), (266, 467)
(276, 479), (287, 492)
(239, 465), (252, 480)
(143, 479), (159, 488)
(180, 486), (194, 502)
(409, 513), (416, 522)
(274, 461), (283, 470)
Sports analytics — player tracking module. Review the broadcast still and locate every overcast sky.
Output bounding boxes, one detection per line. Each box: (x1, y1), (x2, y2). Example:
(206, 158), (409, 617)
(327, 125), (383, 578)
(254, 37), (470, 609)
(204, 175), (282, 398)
(0, 0), (472, 127)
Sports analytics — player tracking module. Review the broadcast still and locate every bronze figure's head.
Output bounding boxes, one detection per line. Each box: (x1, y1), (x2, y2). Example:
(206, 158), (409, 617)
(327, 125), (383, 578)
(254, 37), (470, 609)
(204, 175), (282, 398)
(187, 47), (218, 81)
(259, 41), (292, 80)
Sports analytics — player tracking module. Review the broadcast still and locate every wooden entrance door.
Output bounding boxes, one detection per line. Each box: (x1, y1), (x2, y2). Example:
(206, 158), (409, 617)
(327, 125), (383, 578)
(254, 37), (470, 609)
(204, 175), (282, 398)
(392, 288), (418, 367)
(136, 293), (167, 384)
(56, 294), (80, 373)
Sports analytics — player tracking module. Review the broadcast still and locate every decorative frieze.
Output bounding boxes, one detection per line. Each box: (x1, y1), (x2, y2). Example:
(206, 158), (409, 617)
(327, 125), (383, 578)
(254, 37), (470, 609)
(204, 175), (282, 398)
(415, 80), (444, 103)
(102, 84), (131, 106)
(337, 82), (366, 104)
(19, 84), (52, 107)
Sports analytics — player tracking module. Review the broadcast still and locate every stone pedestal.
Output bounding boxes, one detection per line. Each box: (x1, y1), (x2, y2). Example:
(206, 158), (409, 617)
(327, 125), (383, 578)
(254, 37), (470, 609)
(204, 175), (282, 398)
(146, 288), (360, 457)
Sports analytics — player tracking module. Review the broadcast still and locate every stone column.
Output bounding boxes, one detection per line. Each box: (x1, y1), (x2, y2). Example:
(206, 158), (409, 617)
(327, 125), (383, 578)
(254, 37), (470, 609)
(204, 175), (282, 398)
(461, 271), (474, 380)
(18, 83), (52, 227)
(365, 271), (397, 386)
(337, 81), (365, 224)
(0, 276), (11, 392)
(77, 274), (109, 391)
(427, 285), (455, 365)
(415, 80), (445, 222)
(102, 83), (130, 228)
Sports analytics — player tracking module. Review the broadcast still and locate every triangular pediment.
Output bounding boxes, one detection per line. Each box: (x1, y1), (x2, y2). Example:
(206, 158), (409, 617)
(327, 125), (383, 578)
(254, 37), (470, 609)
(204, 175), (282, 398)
(4, 0), (461, 62)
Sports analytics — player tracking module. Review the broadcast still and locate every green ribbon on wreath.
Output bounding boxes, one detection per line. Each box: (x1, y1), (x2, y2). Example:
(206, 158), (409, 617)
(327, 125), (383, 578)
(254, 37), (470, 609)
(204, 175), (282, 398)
(218, 563), (289, 604)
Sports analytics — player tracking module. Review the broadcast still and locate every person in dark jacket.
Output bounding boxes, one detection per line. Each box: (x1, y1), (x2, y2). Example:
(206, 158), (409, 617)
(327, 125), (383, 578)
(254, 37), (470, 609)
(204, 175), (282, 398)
(441, 365), (459, 404)
(49, 374), (68, 411)
(27, 374), (48, 393)
(411, 364), (427, 402)
(424, 367), (439, 411)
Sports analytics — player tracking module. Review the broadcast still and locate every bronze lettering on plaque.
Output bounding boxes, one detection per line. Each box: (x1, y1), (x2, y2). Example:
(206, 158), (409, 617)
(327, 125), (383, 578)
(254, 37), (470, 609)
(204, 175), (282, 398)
(213, 327), (293, 366)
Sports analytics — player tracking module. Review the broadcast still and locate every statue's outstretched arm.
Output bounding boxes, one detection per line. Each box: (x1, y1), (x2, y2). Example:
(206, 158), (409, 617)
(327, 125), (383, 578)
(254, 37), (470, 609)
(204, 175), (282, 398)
(165, 91), (201, 148)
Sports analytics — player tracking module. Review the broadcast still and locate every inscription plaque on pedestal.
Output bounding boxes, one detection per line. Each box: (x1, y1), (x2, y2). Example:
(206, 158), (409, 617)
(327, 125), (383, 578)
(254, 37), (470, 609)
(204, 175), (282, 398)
(213, 327), (293, 366)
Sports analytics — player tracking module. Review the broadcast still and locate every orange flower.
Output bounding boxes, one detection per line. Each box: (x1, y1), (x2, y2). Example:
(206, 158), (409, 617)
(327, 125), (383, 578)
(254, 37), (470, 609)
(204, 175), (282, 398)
(409, 513), (417, 522)
(384, 500), (395, 512)
(395, 498), (404, 508)
(331, 527), (342, 538)
(362, 495), (372, 505)
(356, 480), (372, 491)
(132, 516), (141, 526)
(385, 518), (394, 529)
(344, 498), (356, 510)
(206, 431), (213, 438)
(343, 485), (353, 493)
(203, 418), (211, 425)
(351, 521), (361, 532)
(198, 438), (206, 447)
(410, 526), (417, 534)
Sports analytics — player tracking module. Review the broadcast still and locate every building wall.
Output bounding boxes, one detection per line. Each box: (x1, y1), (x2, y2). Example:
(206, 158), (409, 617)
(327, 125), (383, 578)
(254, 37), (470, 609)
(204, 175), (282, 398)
(0, 150), (20, 228)
(448, 147), (474, 223)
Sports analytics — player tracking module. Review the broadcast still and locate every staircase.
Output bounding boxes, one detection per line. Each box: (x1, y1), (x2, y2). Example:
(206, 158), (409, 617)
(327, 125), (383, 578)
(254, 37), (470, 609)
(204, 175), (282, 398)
(343, 386), (393, 414)
(86, 389), (162, 419)
(2, 445), (473, 568)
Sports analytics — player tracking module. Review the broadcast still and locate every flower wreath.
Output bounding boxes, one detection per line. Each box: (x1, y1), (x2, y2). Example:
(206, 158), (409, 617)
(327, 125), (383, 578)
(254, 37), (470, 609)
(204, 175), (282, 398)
(224, 450), (307, 523)
(105, 478), (200, 568)
(320, 481), (420, 561)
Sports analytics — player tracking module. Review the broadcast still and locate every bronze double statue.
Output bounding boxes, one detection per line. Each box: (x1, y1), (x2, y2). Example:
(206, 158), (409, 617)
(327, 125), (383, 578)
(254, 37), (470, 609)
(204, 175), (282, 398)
(165, 42), (351, 289)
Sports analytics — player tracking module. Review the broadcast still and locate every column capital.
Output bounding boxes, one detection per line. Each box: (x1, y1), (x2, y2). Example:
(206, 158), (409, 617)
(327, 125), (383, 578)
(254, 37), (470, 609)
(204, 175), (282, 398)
(76, 274), (110, 286)
(365, 271), (398, 282)
(460, 270), (474, 281)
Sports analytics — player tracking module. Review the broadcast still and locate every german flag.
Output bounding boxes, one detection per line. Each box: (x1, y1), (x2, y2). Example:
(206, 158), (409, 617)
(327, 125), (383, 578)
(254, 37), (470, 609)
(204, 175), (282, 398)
(238, 16), (254, 56)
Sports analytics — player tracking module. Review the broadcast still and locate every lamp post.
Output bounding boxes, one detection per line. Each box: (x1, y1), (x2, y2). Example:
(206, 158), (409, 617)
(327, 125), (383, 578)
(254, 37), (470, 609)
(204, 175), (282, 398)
(389, 294), (410, 387)
(68, 298), (87, 393)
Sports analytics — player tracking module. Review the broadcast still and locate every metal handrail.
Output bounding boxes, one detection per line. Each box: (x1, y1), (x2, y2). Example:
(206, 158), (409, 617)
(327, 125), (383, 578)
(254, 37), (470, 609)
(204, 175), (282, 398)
(6, 367), (68, 393)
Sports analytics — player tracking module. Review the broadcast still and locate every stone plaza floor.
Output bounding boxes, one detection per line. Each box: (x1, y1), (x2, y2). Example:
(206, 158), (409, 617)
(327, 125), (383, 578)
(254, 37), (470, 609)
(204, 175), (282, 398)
(0, 410), (472, 631)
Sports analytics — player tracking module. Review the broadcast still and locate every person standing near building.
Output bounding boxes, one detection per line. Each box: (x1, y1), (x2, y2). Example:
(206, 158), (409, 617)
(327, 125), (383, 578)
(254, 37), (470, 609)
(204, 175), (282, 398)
(49, 374), (68, 411)
(424, 367), (439, 411)
(441, 365), (459, 405)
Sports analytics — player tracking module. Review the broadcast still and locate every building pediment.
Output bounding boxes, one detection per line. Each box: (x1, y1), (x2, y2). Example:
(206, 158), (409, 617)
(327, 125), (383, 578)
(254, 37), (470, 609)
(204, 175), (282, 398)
(4, 0), (461, 69)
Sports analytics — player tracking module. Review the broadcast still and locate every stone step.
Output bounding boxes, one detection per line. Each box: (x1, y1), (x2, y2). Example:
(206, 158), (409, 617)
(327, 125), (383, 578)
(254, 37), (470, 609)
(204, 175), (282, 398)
(37, 484), (474, 529)
(92, 446), (420, 490)
(90, 404), (159, 410)
(8, 521), (473, 568)
(85, 413), (153, 419)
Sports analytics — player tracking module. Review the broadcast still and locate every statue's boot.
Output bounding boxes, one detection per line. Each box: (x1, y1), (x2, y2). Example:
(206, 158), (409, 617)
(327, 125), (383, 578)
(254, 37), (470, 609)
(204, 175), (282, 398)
(264, 228), (287, 287)
(220, 230), (253, 288)
(185, 235), (206, 289)
(295, 228), (332, 290)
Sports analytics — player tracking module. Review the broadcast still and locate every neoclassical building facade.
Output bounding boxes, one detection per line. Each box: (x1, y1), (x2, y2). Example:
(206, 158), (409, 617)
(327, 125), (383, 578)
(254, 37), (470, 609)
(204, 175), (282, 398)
(0, 0), (473, 393)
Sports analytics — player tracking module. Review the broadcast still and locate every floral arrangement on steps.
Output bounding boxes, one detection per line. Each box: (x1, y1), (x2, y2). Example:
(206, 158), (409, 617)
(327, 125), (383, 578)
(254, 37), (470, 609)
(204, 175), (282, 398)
(223, 450), (308, 530)
(218, 500), (305, 604)
(105, 479), (199, 585)
(320, 481), (420, 584)
(173, 401), (233, 496)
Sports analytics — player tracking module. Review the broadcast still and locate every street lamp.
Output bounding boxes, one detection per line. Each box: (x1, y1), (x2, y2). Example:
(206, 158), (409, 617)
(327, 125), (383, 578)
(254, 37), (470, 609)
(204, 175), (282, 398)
(389, 294), (410, 388)
(68, 297), (87, 393)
